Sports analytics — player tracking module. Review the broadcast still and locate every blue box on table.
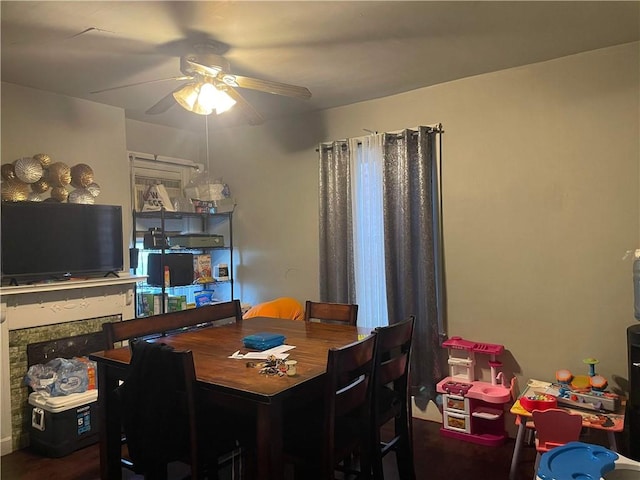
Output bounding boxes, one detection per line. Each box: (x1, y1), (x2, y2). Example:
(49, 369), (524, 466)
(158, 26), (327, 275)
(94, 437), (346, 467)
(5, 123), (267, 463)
(242, 332), (286, 351)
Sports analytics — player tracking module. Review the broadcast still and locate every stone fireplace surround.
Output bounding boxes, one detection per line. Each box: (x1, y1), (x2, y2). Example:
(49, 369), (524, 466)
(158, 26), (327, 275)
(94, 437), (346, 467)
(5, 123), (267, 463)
(0, 275), (141, 454)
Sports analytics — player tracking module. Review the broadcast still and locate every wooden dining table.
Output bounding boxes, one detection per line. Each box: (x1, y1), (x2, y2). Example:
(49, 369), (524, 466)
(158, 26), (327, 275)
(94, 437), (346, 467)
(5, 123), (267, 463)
(89, 316), (369, 480)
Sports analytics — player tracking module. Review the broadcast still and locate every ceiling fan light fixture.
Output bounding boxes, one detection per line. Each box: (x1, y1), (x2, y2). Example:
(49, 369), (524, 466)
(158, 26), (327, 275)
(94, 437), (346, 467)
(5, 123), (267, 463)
(173, 83), (201, 112)
(210, 88), (237, 115)
(173, 81), (236, 116)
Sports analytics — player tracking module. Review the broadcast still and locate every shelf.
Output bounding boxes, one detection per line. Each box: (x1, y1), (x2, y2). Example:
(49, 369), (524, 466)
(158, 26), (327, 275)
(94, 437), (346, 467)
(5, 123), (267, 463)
(1, 275), (146, 296)
(133, 208), (234, 316)
(472, 407), (503, 420)
(134, 210), (232, 220)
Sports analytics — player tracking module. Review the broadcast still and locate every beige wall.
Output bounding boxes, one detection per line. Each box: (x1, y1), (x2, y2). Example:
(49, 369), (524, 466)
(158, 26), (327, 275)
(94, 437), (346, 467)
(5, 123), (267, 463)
(208, 42), (640, 391)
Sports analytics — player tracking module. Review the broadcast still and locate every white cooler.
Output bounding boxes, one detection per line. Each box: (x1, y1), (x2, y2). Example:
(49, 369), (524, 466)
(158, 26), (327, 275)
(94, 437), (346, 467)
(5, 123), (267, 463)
(28, 389), (99, 457)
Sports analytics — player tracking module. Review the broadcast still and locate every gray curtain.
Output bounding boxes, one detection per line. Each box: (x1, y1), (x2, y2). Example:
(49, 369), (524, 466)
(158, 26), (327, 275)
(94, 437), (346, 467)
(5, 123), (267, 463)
(382, 127), (444, 405)
(318, 141), (356, 303)
(318, 127), (444, 403)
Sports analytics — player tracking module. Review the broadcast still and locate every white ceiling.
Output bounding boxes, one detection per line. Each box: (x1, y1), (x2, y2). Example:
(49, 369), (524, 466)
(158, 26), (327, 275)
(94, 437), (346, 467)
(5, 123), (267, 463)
(2, 1), (639, 132)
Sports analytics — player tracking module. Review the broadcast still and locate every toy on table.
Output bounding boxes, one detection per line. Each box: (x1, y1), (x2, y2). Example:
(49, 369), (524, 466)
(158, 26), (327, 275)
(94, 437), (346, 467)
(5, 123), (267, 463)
(519, 392), (557, 412)
(552, 358), (620, 412)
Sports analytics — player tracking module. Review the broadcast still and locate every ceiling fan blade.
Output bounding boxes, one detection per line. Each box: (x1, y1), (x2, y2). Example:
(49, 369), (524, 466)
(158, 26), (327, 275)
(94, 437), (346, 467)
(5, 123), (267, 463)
(90, 76), (192, 94)
(221, 74), (311, 99)
(145, 86), (184, 115)
(225, 88), (265, 126)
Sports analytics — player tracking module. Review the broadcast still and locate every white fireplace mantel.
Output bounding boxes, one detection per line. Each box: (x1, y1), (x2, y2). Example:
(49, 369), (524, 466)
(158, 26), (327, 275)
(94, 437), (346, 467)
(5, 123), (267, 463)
(0, 274), (144, 455)
(1, 275), (145, 330)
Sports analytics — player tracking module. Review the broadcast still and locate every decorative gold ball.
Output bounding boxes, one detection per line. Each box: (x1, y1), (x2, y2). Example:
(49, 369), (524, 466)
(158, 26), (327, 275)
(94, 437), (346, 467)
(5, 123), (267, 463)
(28, 192), (45, 202)
(33, 153), (52, 168)
(70, 163), (94, 188)
(1, 179), (30, 201)
(86, 182), (101, 197)
(47, 162), (71, 187)
(14, 157), (44, 184)
(50, 186), (69, 202)
(1, 163), (16, 180)
(31, 177), (50, 194)
(68, 188), (95, 204)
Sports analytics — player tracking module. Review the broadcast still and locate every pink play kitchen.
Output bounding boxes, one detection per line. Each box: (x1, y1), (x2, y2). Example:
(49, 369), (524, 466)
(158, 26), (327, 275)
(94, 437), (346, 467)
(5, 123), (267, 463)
(436, 336), (514, 446)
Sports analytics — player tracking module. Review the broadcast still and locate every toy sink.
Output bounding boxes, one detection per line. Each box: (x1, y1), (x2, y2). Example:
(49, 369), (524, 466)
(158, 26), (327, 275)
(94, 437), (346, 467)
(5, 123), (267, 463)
(467, 383), (512, 403)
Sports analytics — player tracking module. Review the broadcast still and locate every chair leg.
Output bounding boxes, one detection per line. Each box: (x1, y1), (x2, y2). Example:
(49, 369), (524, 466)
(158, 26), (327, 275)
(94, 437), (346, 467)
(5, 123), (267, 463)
(371, 424), (385, 480)
(394, 413), (416, 480)
(533, 452), (541, 480)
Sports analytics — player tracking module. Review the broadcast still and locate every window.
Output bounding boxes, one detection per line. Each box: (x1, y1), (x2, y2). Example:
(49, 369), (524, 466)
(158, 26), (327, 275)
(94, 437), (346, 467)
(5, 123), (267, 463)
(350, 136), (389, 329)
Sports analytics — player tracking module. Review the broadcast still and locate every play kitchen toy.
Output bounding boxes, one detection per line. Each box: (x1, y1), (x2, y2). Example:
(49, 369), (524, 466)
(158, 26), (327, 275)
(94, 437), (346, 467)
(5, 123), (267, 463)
(436, 336), (514, 446)
(536, 441), (640, 480)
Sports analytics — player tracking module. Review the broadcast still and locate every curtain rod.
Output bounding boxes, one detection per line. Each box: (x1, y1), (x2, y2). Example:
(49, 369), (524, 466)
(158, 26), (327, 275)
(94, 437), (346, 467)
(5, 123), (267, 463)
(317, 124), (444, 152)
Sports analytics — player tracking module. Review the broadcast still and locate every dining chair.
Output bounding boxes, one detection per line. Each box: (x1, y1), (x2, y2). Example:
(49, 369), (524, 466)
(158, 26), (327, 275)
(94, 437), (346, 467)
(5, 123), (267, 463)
(117, 339), (242, 479)
(242, 296), (305, 320)
(304, 300), (359, 326)
(284, 333), (377, 479)
(371, 316), (416, 480)
(531, 408), (583, 478)
(103, 299), (243, 348)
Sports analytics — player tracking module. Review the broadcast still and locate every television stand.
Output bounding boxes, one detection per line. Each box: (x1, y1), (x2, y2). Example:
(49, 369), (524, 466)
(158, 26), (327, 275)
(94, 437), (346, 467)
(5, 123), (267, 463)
(103, 271), (120, 278)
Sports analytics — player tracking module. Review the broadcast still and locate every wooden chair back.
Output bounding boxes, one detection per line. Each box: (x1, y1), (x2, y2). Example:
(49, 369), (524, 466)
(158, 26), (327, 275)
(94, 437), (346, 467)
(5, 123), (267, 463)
(322, 333), (376, 479)
(103, 300), (243, 348)
(304, 300), (358, 326)
(371, 316), (416, 480)
(118, 340), (200, 478)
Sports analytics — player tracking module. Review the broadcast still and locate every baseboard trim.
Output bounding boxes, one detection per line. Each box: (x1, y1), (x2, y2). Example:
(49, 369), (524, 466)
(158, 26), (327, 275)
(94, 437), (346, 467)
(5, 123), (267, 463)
(411, 396), (442, 423)
(1, 436), (13, 456)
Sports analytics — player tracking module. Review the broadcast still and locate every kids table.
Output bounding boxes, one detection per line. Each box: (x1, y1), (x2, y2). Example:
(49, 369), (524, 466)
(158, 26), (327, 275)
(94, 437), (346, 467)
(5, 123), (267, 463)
(508, 379), (626, 480)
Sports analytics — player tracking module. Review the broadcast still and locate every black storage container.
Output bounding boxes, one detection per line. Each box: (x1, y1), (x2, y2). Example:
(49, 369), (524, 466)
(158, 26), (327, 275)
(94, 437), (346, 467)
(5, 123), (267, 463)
(147, 253), (194, 286)
(627, 324), (640, 460)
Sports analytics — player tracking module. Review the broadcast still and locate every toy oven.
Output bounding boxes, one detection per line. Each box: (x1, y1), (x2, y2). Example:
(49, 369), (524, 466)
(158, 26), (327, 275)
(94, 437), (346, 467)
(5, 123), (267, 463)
(443, 411), (471, 434)
(443, 394), (469, 414)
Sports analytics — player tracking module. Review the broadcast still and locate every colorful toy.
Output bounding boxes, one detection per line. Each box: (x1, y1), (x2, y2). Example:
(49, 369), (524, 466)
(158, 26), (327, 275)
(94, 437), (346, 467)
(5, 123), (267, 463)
(553, 358), (620, 412)
(520, 393), (557, 413)
(436, 336), (515, 446)
(536, 441), (640, 480)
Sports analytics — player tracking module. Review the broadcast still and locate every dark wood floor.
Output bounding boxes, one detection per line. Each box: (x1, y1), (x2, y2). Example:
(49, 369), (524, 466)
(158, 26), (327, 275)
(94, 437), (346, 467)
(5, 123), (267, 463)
(1, 419), (546, 480)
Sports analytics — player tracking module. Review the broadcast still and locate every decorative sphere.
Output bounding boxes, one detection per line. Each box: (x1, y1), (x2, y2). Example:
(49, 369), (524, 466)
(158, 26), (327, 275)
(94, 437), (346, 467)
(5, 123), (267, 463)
(70, 163), (94, 188)
(33, 153), (52, 168)
(28, 192), (45, 202)
(68, 188), (95, 204)
(14, 157), (44, 184)
(50, 186), (69, 202)
(31, 177), (51, 193)
(86, 182), (101, 197)
(47, 162), (71, 187)
(1, 163), (16, 180)
(1, 179), (30, 201)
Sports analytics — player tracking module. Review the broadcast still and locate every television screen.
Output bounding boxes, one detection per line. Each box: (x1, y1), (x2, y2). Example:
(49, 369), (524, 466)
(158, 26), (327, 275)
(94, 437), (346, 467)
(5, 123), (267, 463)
(1, 202), (124, 283)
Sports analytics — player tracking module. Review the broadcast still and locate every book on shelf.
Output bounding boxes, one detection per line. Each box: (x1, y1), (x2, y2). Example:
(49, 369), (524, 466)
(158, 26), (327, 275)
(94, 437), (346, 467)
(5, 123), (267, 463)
(193, 254), (213, 283)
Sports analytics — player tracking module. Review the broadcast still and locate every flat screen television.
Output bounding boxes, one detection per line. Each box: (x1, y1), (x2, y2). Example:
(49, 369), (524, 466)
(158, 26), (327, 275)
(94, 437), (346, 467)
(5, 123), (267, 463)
(1, 202), (124, 284)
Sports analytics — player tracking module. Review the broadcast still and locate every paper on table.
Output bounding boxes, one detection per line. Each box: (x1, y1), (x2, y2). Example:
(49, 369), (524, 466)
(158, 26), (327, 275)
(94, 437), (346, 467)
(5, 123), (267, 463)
(228, 344), (296, 359)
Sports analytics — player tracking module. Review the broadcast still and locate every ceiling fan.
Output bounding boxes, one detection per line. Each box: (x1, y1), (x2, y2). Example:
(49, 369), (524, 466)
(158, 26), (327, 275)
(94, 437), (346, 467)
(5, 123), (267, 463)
(90, 44), (312, 125)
